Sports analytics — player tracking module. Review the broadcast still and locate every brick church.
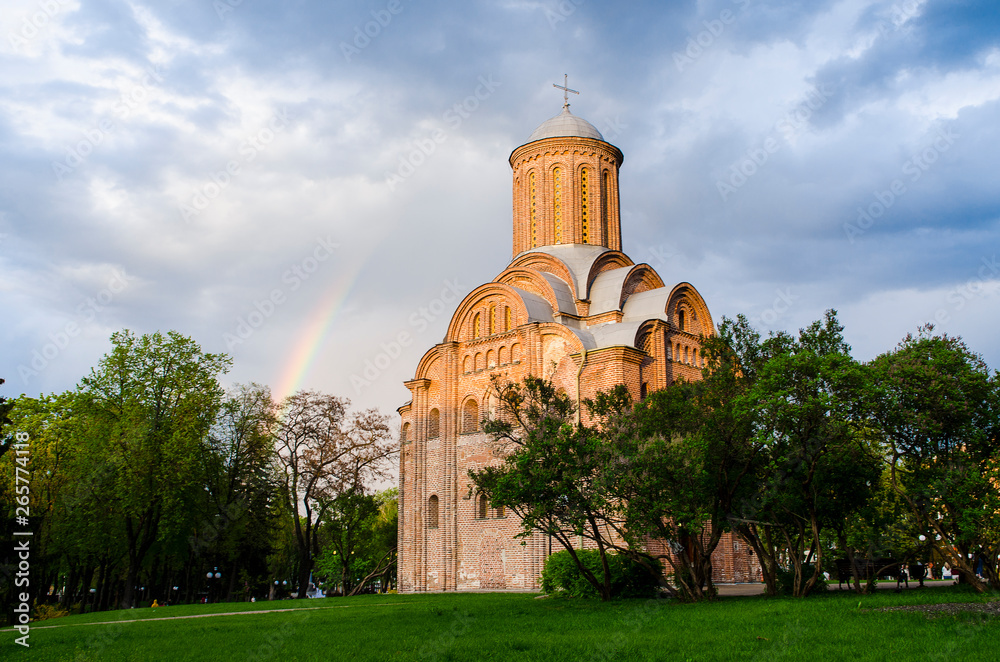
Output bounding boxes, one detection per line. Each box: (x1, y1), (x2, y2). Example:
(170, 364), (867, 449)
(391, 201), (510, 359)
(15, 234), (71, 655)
(397, 94), (758, 592)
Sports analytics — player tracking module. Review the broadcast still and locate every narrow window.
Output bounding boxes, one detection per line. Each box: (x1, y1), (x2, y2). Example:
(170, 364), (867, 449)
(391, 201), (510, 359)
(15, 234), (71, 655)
(529, 171), (537, 248)
(401, 422), (410, 444)
(601, 170), (609, 244)
(553, 167), (563, 244)
(473, 312), (481, 338)
(428, 408), (440, 439)
(678, 310), (685, 332)
(428, 495), (439, 528)
(581, 167), (589, 243)
(478, 493), (488, 519)
(505, 307), (512, 332)
(489, 305), (497, 335)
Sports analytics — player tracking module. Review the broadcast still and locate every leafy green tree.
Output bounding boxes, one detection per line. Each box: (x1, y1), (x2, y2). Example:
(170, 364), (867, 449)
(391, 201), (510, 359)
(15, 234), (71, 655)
(79, 330), (231, 608)
(2, 391), (128, 611)
(598, 315), (772, 601)
(316, 487), (397, 595)
(471, 377), (626, 601)
(736, 311), (880, 597)
(194, 383), (280, 600)
(0, 378), (15, 460)
(828, 463), (918, 593)
(872, 328), (1000, 592)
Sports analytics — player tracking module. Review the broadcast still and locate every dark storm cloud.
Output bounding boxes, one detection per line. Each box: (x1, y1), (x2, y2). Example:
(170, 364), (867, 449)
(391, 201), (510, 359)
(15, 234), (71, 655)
(1, 0), (998, 409)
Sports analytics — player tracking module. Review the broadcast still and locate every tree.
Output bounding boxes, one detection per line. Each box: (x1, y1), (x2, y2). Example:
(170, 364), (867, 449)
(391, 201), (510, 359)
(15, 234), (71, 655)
(471, 377), (626, 601)
(80, 330), (231, 608)
(316, 487), (398, 595)
(872, 328), (1000, 592)
(602, 315), (779, 601)
(737, 311), (880, 597)
(195, 383), (280, 601)
(273, 391), (393, 599)
(0, 378), (15, 460)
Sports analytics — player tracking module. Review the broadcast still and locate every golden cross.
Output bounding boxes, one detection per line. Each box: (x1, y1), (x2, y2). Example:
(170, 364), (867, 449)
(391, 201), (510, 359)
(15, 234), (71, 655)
(553, 74), (579, 109)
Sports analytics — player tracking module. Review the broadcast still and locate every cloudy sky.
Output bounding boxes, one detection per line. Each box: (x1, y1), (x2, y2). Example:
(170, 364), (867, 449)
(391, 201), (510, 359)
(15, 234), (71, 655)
(2, 0), (998, 421)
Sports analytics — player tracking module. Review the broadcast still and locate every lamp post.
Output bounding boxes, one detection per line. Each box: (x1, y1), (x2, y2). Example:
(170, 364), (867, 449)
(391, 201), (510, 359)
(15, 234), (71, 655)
(206, 567), (221, 603)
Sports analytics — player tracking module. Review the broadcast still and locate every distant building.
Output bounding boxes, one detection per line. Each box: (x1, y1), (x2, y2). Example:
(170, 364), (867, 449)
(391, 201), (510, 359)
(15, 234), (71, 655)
(398, 99), (756, 591)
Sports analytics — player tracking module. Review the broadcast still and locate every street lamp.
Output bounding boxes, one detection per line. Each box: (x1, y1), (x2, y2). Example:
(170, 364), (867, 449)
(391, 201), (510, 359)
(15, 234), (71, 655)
(206, 567), (221, 603)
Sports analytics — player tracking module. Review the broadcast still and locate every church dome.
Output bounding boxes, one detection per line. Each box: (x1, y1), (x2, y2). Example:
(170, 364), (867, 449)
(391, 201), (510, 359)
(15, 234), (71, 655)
(527, 107), (604, 142)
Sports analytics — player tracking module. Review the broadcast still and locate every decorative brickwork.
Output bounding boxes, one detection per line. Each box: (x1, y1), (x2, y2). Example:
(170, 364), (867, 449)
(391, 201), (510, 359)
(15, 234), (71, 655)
(398, 106), (759, 593)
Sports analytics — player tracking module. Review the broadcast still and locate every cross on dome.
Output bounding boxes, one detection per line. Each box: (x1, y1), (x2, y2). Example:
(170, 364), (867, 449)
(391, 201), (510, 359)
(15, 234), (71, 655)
(552, 74), (579, 109)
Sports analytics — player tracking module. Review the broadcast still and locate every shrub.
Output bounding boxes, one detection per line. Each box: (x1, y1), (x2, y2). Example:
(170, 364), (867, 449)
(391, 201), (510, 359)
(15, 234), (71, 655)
(34, 604), (69, 621)
(541, 549), (661, 598)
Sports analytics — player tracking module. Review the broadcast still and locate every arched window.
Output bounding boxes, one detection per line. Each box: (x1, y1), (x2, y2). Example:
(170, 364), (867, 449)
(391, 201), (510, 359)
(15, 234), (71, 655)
(463, 356), (471, 373)
(486, 349), (496, 368)
(553, 167), (563, 244)
(478, 493), (488, 519)
(427, 495), (439, 528)
(473, 312), (481, 338)
(511, 343), (521, 363)
(489, 305), (497, 335)
(678, 310), (685, 332)
(581, 167), (590, 243)
(529, 171), (537, 248)
(462, 399), (478, 434)
(428, 408), (440, 439)
(505, 307), (512, 332)
(475, 352), (483, 371)
(601, 170), (609, 243)
(401, 422), (410, 444)
(498, 346), (508, 365)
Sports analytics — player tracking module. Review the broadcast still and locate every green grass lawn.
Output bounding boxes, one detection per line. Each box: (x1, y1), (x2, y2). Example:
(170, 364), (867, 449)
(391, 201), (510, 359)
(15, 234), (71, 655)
(4, 586), (997, 661)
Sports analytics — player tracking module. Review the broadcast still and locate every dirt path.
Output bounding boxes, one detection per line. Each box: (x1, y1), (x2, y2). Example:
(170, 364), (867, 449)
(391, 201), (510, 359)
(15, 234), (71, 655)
(2, 601), (412, 632)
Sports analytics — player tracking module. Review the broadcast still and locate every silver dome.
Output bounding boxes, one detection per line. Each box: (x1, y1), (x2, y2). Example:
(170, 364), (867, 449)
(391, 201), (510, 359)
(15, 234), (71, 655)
(527, 107), (604, 142)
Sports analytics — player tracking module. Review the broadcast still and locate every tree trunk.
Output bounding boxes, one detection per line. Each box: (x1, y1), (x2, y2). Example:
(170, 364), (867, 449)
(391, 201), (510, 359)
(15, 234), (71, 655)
(60, 563), (79, 610)
(296, 552), (312, 599)
(226, 564), (238, 602)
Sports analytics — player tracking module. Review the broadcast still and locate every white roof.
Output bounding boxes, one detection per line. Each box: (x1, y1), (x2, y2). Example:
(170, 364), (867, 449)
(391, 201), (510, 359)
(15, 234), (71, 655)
(527, 107), (604, 142)
(516, 244), (610, 296)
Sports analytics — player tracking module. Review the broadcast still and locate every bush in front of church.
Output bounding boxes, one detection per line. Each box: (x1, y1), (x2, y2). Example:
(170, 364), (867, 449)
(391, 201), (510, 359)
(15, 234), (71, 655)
(541, 550), (662, 598)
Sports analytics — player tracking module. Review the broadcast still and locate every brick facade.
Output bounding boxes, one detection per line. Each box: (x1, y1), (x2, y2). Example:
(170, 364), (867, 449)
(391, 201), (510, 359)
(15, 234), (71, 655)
(398, 106), (759, 592)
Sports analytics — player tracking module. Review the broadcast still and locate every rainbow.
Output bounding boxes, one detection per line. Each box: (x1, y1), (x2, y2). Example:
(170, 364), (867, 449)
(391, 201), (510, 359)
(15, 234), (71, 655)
(271, 273), (358, 403)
